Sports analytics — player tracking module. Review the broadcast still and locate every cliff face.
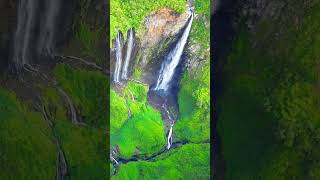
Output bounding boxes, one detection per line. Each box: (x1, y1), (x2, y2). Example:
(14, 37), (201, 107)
(137, 8), (190, 84)
(0, 0), (17, 68)
(216, 0), (320, 179)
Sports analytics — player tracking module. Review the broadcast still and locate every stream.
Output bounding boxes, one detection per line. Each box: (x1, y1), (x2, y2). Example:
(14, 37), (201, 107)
(111, 8), (195, 175)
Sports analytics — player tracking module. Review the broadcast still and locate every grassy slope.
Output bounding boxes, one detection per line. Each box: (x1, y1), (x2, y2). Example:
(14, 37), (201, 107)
(54, 64), (108, 128)
(33, 64), (109, 179)
(0, 89), (56, 180)
(111, 82), (166, 159)
(49, 64), (108, 179)
(218, 1), (320, 179)
(113, 143), (210, 180)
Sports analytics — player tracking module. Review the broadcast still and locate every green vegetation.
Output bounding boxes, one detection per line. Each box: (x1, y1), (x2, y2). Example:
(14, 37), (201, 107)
(132, 67), (143, 79)
(55, 121), (107, 179)
(113, 143), (210, 180)
(110, 89), (128, 136)
(1, 1), (108, 179)
(110, 0), (210, 178)
(0, 89), (56, 180)
(75, 22), (103, 62)
(194, 0), (210, 17)
(42, 64), (109, 179)
(175, 59), (210, 143)
(191, 0), (210, 49)
(111, 82), (166, 159)
(110, 0), (185, 41)
(175, 1), (210, 143)
(218, 1), (320, 179)
(111, 104), (165, 158)
(54, 64), (108, 127)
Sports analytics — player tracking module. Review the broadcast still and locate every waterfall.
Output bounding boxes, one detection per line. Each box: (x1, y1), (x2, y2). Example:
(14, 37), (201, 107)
(121, 28), (135, 80)
(57, 88), (78, 124)
(154, 12), (194, 91)
(113, 32), (123, 83)
(167, 123), (174, 150)
(38, 0), (61, 57)
(12, 0), (39, 70)
(11, 0), (61, 70)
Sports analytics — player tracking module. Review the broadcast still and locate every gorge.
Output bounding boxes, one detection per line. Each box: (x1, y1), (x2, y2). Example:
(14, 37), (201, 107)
(110, 0), (210, 179)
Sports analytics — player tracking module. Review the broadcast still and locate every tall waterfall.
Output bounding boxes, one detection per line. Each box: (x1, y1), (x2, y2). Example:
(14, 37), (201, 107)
(37, 0), (61, 57)
(113, 32), (123, 83)
(12, 0), (39, 70)
(121, 28), (135, 80)
(154, 13), (194, 91)
(12, 0), (61, 70)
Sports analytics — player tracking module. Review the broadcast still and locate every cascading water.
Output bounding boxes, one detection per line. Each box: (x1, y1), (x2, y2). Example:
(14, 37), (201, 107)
(121, 28), (135, 80)
(57, 88), (78, 124)
(154, 12), (194, 91)
(167, 123), (174, 149)
(12, 0), (61, 70)
(37, 0), (61, 57)
(113, 32), (123, 83)
(12, 0), (39, 70)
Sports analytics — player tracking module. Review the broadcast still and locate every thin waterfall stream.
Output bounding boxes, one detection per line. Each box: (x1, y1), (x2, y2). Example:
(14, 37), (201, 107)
(121, 28), (135, 80)
(57, 87), (79, 124)
(113, 32), (123, 83)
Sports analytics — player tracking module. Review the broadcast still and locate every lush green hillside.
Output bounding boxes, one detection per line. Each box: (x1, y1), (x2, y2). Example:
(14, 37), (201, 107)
(175, 0), (210, 144)
(110, 82), (166, 159)
(0, 89), (56, 179)
(113, 143), (210, 180)
(218, 1), (320, 179)
(0, 65), (108, 179)
(50, 65), (108, 179)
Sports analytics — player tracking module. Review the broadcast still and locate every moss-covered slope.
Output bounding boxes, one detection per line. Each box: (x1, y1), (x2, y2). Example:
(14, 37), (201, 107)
(217, 1), (320, 179)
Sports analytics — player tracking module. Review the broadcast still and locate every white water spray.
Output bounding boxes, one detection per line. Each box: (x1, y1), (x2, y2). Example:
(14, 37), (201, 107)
(167, 123), (174, 150)
(121, 28), (135, 80)
(154, 12), (194, 91)
(113, 32), (123, 83)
